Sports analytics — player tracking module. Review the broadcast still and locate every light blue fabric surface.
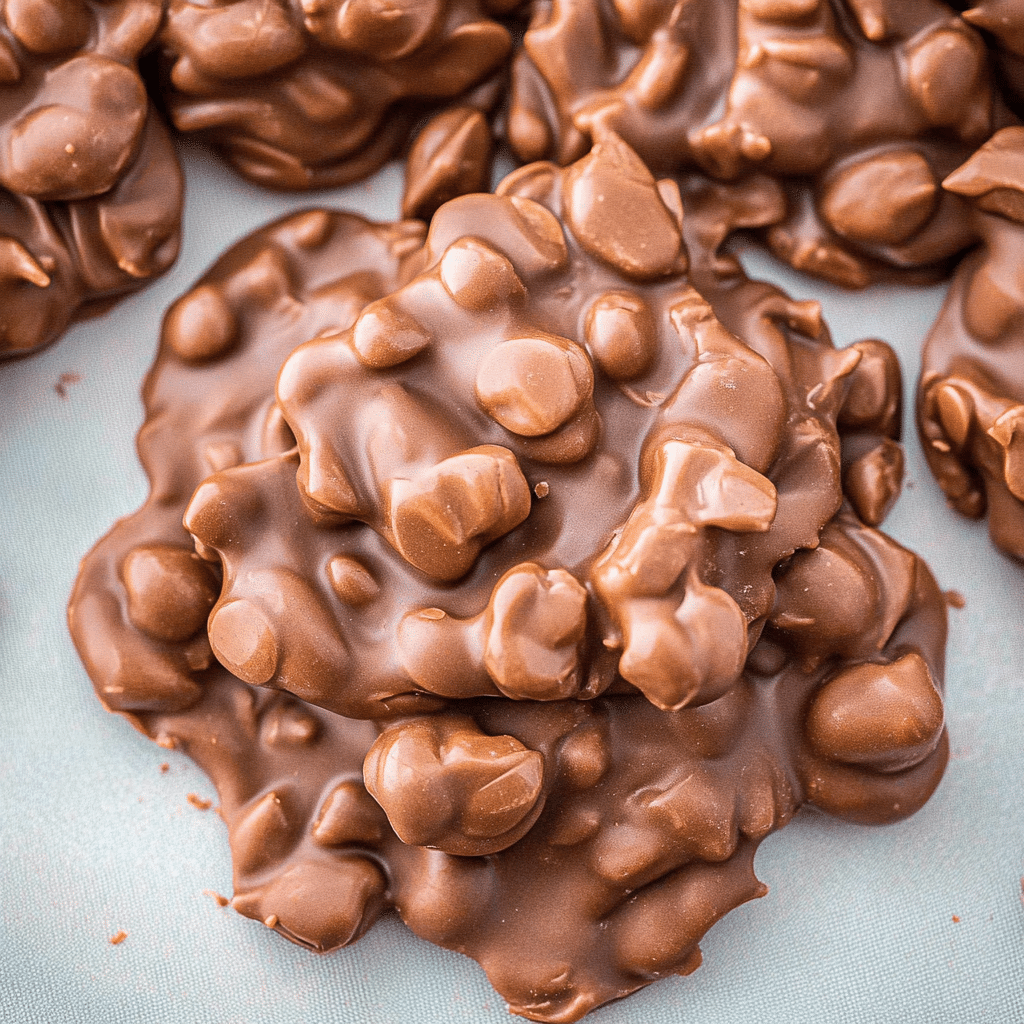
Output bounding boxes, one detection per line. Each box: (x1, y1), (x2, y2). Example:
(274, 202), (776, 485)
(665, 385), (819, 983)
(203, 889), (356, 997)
(1, 142), (1022, 1024)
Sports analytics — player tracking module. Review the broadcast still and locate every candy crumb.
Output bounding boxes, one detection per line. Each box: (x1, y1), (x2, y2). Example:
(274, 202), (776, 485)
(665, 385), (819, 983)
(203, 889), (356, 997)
(109, 930), (127, 945)
(55, 372), (82, 398)
(187, 793), (213, 810)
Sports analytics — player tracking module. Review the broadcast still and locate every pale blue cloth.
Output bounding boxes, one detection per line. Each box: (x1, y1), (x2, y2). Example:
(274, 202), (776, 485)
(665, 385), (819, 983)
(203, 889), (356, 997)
(1, 144), (1022, 1024)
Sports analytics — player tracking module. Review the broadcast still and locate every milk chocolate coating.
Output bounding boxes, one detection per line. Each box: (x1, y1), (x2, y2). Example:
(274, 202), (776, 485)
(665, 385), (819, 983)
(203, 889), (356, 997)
(918, 126), (1024, 559)
(70, 139), (948, 1021)
(507, 0), (1017, 287)
(155, 0), (515, 195)
(0, 0), (515, 355)
(141, 569), (946, 1021)
(0, 0), (182, 356)
(181, 133), (909, 723)
(69, 208), (424, 717)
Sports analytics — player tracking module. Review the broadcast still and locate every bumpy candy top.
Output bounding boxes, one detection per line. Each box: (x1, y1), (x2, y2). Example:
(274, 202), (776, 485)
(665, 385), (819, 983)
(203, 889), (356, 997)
(156, 0), (518, 194)
(918, 126), (1024, 558)
(70, 137), (949, 1021)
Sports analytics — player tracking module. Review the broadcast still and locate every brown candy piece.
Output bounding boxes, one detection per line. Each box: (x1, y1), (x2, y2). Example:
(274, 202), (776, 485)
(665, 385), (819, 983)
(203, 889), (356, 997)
(0, 0), (180, 357)
(157, 0), (512, 191)
(182, 137), (907, 725)
(69, 209), (421, 714)
(918, 127), (1024, 559)
(70, 142), (948, 1022)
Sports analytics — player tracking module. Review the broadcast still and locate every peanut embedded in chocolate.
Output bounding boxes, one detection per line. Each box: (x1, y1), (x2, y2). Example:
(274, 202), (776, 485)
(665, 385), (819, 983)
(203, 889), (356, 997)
(69, 139), (949, 1022)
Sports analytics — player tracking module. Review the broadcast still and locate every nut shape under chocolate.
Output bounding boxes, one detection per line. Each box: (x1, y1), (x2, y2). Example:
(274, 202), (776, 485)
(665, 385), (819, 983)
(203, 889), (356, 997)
(70, 143), (949, 1023)
(184, 135), (901, 721)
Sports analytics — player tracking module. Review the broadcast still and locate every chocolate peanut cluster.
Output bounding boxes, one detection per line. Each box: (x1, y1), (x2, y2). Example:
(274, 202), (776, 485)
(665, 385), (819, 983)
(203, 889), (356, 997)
(508, 0), (1017, 287)
(70, 139), (949, 1021)
(8, 0), (1024, 406)
(0, 0), (182, 355)
(918, 126), (1024, 559)
(155, 0), (519, 202)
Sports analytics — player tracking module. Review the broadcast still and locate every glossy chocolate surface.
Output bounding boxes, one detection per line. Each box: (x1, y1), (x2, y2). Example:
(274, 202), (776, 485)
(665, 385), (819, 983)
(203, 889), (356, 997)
(0, 0), (182, 356)
(918, 126), (1024, 559)
(70, 141), (949, 1021)
(963, 1), (1024, 116)
(6, 0), (1024, 366)
(156, 0), (515, 194)
(0, 0), (517, 355)
(508, 0), (1017, 287)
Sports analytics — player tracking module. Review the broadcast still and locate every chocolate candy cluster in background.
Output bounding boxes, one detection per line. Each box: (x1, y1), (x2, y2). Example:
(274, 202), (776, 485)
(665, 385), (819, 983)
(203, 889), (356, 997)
(68, 139), (950, 1018)
(2, 1), (1024, 1022)
(0, 0), (182, 353)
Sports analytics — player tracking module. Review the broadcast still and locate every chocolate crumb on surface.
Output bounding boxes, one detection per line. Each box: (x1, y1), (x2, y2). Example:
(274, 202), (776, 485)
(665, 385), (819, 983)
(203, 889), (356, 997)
(54, 372), (82, 398)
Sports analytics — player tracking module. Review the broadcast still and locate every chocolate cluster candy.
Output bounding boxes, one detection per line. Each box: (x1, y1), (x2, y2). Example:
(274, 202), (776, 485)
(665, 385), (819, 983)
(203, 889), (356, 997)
(0, 0), (525, 356)
(70, 206), (424, 714)
(0, 0), (183, 356)
(156, 0), (518, 207)
(7, 0), (1024, 364)
(182, 133), (911, 726)
(918, 126), (1024, 559)
(507, 0), (1017, 287)
(70, 138), (949, 1021)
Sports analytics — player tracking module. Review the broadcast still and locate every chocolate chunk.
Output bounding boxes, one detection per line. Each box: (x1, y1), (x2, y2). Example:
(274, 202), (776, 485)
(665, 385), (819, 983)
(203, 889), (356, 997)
(70, 141), (948, 1021)
(174, 138), (908, 723)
